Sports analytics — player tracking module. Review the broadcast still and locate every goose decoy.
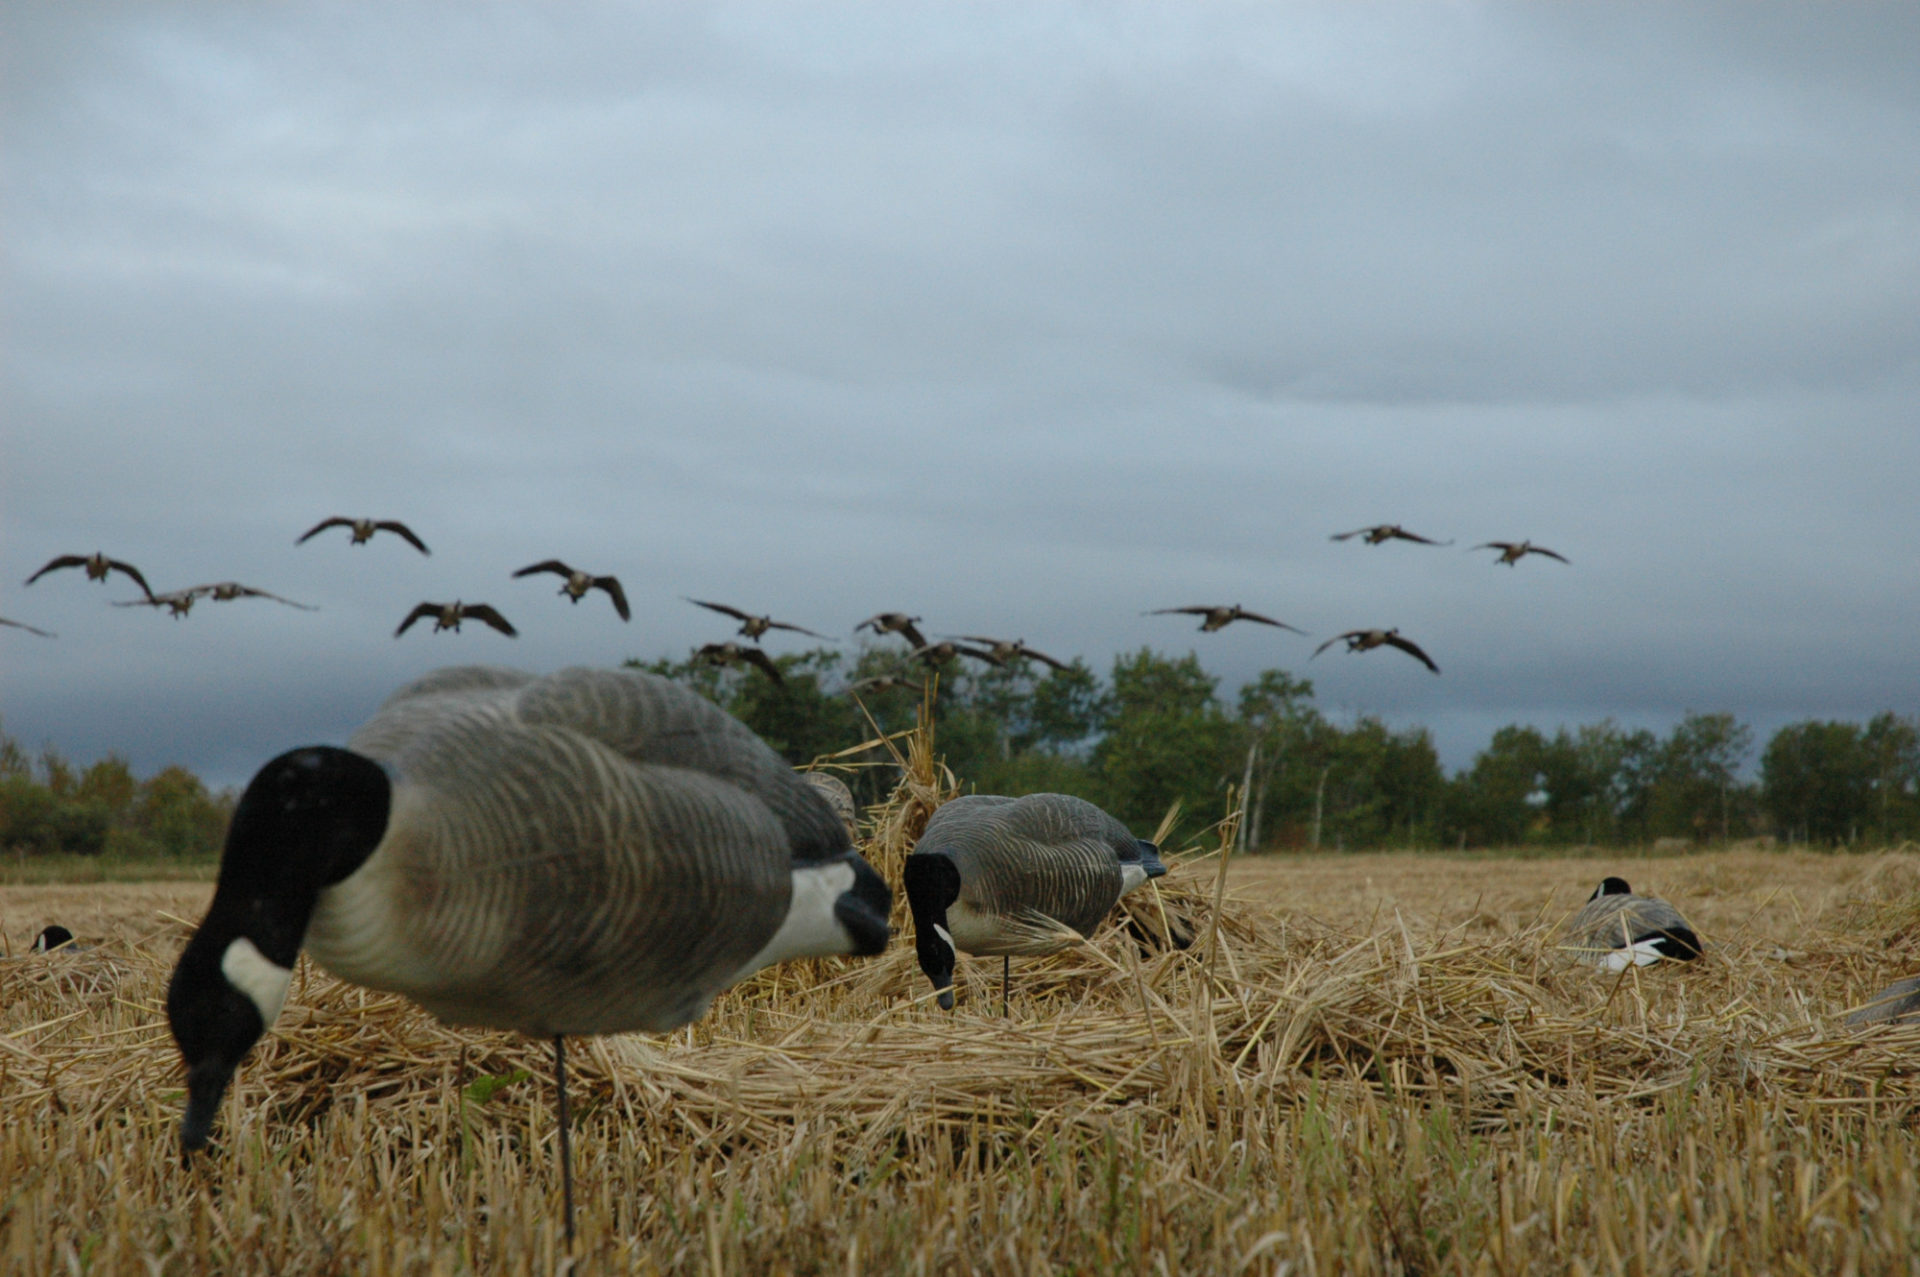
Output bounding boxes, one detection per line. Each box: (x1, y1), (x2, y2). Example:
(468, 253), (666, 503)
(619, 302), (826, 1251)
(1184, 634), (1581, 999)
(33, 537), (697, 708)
(801, 772), (859, 840)
(1146, 604), (1305, 634)
(297, 517), (431, 555)
(0, 616), (56, 638)
(32, 925), (79, 953)
(114, 588), (200, 619)
(1330, 524), (1451, 546)
(395, 602), (517, 638)
(514, 561), (631, 620)
(855, 612), (928, 650)
(165, 664), (891, 1249)
(1845, 976), (1920, 1027)
(949, 636), (1070, 670)
(687, 599), (828, 641)
(1473, 540), (1570, 566)
(695, 641), (785, 684)
(904, 792), (1165, 1014)
(1310, 628), (1440, 673)
(908, 641), (1003, 670)
(1560, 877), (1702, 971)
(24, 552), (155, 599)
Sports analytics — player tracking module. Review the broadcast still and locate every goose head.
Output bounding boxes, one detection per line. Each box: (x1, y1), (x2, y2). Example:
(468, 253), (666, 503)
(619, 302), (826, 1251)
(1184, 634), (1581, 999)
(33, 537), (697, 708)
(901, 855), (962, 1009)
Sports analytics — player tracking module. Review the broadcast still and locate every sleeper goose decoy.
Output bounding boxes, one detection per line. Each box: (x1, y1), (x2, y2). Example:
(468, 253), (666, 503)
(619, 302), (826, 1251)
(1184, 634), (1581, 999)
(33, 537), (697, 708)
(1330, 524), (1452, 546)
(1845, 975), (1920, 1027)
(855, 612), (929, 650)
(165, 664), (891, 1248)
(687, 599), (828, 641)
(1, 616), (56, 638)
(1560, 877), (1702, 971)
(904, 792), (1166, 1014)
(24, 552), (155, 600)
(296, 516), (431, 555)
(1310, 628), (1440, 673)
(515, 560), (631, 620)
(395, 601), (517, 638)
(32, 925), (79, 953)
(695, 641), (785, 684)
(949, 636), (1071, 671)
(1473, 540), (1570, 566)
(1147, 604), (1305, 635)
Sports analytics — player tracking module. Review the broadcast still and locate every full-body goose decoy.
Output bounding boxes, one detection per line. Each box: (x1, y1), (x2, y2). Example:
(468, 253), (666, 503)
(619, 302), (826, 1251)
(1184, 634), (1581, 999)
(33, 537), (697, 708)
(1473, 540), (1570, 566)
(0, 616), (56, 638)
(32, 925), (79, 953)
(855, 612), (928, 650)
(688, 599), (828, 641)
(297, 516), (431, 555)
(1310, 628), (1440, 673)
(515, 560), (631, 620)
(24, 552), (155, 600)
(1330, 524), (1452, 546)
(166, 665), (891, 1247)
(1845, 976), (1920, 1027)
(395, 601), (517, 638)
(904, 793), (1166, 1014)
(1147, 604), (1305, 635)
(1560, 877), (1703, 971)
(949, 636), (1070, 671)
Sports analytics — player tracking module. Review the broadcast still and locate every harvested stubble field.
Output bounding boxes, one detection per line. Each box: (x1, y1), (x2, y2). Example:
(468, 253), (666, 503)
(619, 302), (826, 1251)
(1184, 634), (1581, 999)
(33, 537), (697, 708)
(6, 828), (1920, 1274)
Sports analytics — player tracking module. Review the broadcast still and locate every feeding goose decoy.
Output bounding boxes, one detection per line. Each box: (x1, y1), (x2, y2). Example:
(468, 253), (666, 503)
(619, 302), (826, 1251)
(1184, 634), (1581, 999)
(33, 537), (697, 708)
(1845, 976), (1920, 1027)
(909, 641), (1003, 670)
(695, 641), (785, 684)
(0, 616), (56, 638)
(296, 517), (431, 555)
(1473, 540), (1570, 566)
(114, 588), (201, 619)
(904, 792), (1165, 1014)
(165, 664), (891, 1249)
(687, 599), (828, 641)
(24, 552), (155, 600)
(948, 636), (1071, 671)
(512, 560), (630, 620)
(1146, 604), (1305, 635)
(1310, 628), (1440, 673)
(1330, 524), (1452, 546)
(855, 612), (928, 650)
(1560, 877), (1703, 971)
(394, 601), (517, 638)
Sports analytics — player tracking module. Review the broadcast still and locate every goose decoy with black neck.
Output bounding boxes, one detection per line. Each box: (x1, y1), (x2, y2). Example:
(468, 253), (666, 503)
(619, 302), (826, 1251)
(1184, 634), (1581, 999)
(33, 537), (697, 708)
(1147, 604), (1305, 635)
(695, 641), (785, 684)
(687, 599), (828, 641)
(855, 612), (928, 650)
(1311, 628), (1440, 673)
(395, 601), (517, 638)
(32, 925), (81, 953)
(1560, 877), (1702, 971)
(1330, 524), (1451, 546)
(1473, 540), (1569, 566)
(515, 561), (631, 620)
(904, 792), (1165, 1014)
(25, 553), (155, 600)
(949, 636), (1070, 671)
(165, 664), (891, 1248)
(296, 517), (430, 555)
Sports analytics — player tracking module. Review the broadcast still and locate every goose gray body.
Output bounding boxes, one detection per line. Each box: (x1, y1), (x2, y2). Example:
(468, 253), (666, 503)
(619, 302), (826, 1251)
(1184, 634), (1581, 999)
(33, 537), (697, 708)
(1846, 975), (1920, 1027)
(1560, 878), (1702, 970)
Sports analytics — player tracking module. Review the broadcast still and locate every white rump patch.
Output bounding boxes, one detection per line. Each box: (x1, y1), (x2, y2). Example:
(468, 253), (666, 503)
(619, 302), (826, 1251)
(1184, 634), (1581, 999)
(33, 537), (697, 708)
(222, 936), (293, 1027)
(1601, 939), (1667, 973)
(733, 861), (858, 979)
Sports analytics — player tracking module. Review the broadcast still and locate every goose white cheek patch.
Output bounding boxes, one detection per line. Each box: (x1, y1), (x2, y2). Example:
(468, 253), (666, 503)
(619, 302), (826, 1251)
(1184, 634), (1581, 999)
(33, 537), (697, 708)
(222, 937), (293, 1027)
(932, 924), (955, 955)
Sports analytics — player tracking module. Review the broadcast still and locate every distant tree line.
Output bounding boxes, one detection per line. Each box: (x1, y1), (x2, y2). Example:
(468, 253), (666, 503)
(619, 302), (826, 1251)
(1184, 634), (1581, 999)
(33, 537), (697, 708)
(0, 720), (233, 859)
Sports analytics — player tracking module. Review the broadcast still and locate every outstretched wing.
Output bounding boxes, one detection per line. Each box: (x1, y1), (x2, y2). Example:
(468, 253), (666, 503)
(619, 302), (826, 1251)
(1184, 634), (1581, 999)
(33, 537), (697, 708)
(1022, 646), (1070, 671)
(0, 616), (55, 638)
(1329, 527), (1375, 542)
(740, 647), (785, 684)
(374, 520), (431, 555)
(102, 559), (155, 598)
(25, 555), (88, 585)
(1232, 609), (1304, 634)
(1472, 542), (1514, 554)
(394, 602), (439, 637)
(1528, 545), (1570, 564)
(1146, 606), (1209, 617)
(461, 604), (518, 637)
(895, 620), (928, 649)
(954, 644), (1004, 667)
(296, 516), (352, 545)
(765, 619), (829, 639)
(593, 576), (632, 621)
(1311, 633), (1355, 659)
(1383, 632), (1440, 673)
(689, 598), (752, 623)
(1388, 528), (1449, 545)
(514, 559), (575, 579)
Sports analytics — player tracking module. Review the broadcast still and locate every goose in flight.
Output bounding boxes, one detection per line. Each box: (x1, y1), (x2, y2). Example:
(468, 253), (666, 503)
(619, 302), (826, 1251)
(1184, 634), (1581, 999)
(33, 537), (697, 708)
(1147, 604), (1305, 634)
(514, 561), (631, 620)
(909, 641), (1003, 670)
(395, 602), (517, 638)
(948, 636), (1070, 670)
(165, 664), (890, 1250)
(114, 589), (202, 619)
(695, 641), (785, 685)
(1330, 524), (1451, 546)
(1560, 878), (1702, 971)
(905, 793), (1165, 1014)
(1310, 628), (1439, 673)
(297, 517), (431, 555)
(24, 552), (155, 600)
(687, 599), (827, 641)
(1473, 540), (1570, 566)
(844, 674), (924, 697)
(855, 613), (928, 650)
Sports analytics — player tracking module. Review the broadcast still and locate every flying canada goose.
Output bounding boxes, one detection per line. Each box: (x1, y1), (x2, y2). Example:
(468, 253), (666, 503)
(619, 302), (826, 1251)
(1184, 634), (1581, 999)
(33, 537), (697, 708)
(1844, 975), (1920, 1027)
(1560, 877), (1703, 971)
(802, 772), (859, 840)
(1310, 628), (1440, 673)
(1330, 524), (1452, 546)
(695, 641), (785, 684)
(0, 616), (56, 638)
(395, 602), (517, 638)
(24, 552), (155, 600)
(165, 664), (891, 1248)
(855, 612), (928, 650)
(904, 793), (1166, 1014)
(296, 517), (431, 555)
(1147, 604), (1305, 634)
(948, 636), (1071, 670)
(909, 641), (1003, 670)
(1473, 540), (1570, 566)
(843, 674), (923, 697)
(687, 599), (828, 641)
(118, 582), (318, 616)
(512, 561), (631, 620)
(114, 588), (200, 619)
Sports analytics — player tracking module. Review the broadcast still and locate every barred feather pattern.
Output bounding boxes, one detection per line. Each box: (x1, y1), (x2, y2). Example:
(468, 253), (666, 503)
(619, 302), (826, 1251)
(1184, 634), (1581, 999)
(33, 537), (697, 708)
(1560, 891), (1697, 965)
(304, 666), (849, 1037)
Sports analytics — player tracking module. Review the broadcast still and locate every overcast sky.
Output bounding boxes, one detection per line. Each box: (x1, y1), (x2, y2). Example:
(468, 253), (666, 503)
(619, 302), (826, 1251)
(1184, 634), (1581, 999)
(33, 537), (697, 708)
(4, 3), (1917, 791)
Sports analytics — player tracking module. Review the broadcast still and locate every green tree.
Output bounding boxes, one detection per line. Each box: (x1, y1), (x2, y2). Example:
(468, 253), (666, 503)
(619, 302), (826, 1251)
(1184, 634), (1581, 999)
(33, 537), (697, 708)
(1445, 725), (1547, 847)
(1762, 720), (1872, 844)
(1646, 712), (1754, 842)
(1093, 649), (1235, 839)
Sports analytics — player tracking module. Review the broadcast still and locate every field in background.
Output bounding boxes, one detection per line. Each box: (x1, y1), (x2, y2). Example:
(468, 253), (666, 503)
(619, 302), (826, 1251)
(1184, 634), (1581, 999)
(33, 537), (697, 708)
(6, 843), (1920, 1273)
